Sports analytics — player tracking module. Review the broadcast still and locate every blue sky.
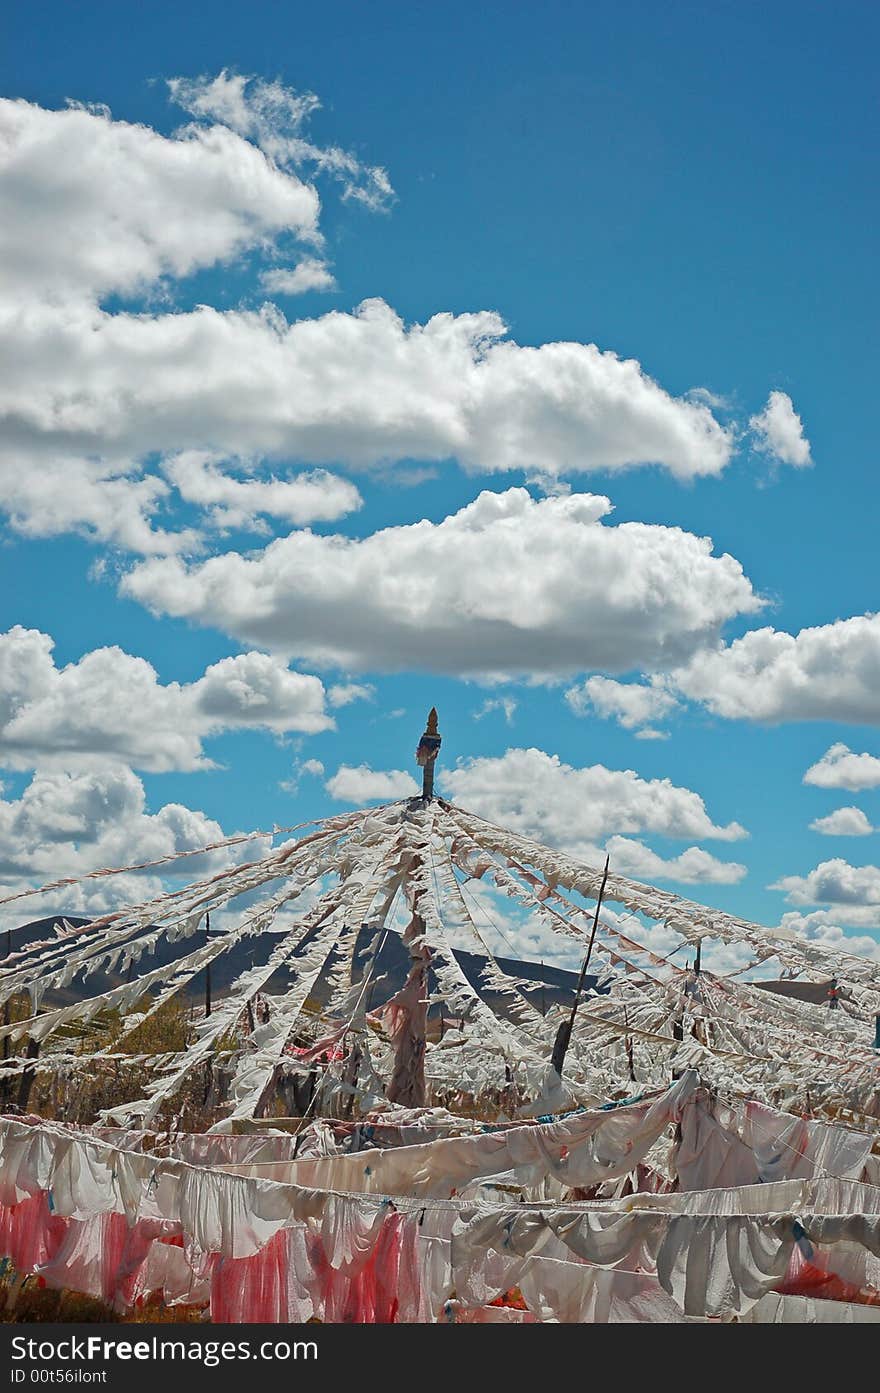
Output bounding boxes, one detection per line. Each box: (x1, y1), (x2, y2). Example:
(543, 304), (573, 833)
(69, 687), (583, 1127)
(1, 1), (879, 960)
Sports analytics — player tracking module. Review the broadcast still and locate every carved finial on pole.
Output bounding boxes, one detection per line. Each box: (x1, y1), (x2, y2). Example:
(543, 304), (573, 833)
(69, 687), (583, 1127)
(415, 707), (442, 800)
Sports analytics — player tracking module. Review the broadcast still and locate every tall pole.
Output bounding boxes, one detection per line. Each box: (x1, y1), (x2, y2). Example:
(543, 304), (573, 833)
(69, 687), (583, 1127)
(416, 708), (442, 800)
(204, 911), (212, 1018)
(387, 709), (442, 1106)
(2, 930), (10, 1061)
(551, 854), (610, 1076)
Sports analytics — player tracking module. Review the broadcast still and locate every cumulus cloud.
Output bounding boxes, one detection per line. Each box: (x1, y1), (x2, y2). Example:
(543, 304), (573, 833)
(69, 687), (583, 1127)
(0, 80), (382, 554)
(771, 858), (880, 912)
(167, 70), (394, 211)
(12, 298), (731, 478)
(327, 683), (375, 709)
(0, 448), (361, 557)
(0, 95), (320, 306)
(673, 614), (880, 724)
(809, 806), (874, 836)
(191, 651), (330, 733)
(261, 259), (337, 295)
(0, 626), (332, 772)
(0, 767), (241, 882)
(601, 836), (747, 885)
(442, 748), (746, 844)
(774, 909), (880, 957)
(749, 391), (812, 468)
(0, 454), (201, 558)
(0, 764), (257, 930)
(279, 754), (327, 796)
(0, 80), (747, 556)
(565, 675), (679, 735)
(0, 298), (740, 550)
(161, 452), (361, 532)
(325, 764), (419, 803)
(440, 747), (747, 885)
(123, 488), (761, 677)
(804, 743), (880, 791)
(0, 298), (742, 554)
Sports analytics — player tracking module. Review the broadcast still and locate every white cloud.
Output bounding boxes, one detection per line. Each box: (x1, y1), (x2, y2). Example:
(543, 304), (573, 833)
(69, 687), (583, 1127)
(123, 488), (761, 677)
(325, 764), (419, 803)
(774, 910), (880, 957)
(161, 452), (361, 532)
(191, 650), (331, 734)
(771, 858), (880, 911)
(440, 747), (747, 885)
(261, 259), (337, 295)
(749, 391), (812, 468)
(0, 454), (201, 557)
(0, 870), (169, 937)
(0, 298), (740, 554)
(809, 806), (874, 837)
(0, 765), (256, 930)
(167, 71), (394, 211)
(0, 81), (373, 554)
(565, 675), (679, 733)
(443, 748), (746, 843)
(804, 743), (880, 791)
(673, 614), (880, 724)
(0, 299), (738, 545)
(327, 682), (375, 709)
(0, 95), (320, 306)
(0, 766), (234, 883)
(0, 82), (747, 558)
(279, 754), (327, 796)
(602, 836), (747, 885)
(0, 448), (361, 557)
(474, 697), (517, 725)
(0, 626), (332, 772)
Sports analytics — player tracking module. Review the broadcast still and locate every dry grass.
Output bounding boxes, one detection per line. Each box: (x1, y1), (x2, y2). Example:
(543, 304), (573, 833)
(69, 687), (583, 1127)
(0, 1271), (207, 1323)
(0, 994), (247, 1130)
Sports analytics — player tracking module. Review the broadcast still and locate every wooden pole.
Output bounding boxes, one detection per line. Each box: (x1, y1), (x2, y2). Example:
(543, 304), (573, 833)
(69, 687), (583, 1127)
(551, 855), (610, 1076)
(204, 911), (212, 1018)
(386, 906), (430, 1107)
(2, 930), (10, 1062)
(16, 1039), (40, 1112)
(386, 710), (443, 1103)
(416, 708), (442, 801)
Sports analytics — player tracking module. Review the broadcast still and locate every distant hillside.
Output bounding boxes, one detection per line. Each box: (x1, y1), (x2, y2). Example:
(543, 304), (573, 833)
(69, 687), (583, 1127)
(6, 916), (606, 1017)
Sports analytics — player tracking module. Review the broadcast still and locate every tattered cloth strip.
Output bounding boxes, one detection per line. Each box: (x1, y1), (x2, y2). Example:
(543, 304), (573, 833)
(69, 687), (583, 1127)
(675, 1090), (876, 1191)
(3, 1104), (880, 1321)
(4, 796), (880, 1121)
(443, 803), (880, 989)
(449, 1197), (880, 1318)
(739, 1292), (880, 1323)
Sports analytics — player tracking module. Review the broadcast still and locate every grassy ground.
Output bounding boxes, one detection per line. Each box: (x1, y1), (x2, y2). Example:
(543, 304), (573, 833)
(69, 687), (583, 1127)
(1, 994), (242, 1131)
(0, 1271), (206, 1323)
